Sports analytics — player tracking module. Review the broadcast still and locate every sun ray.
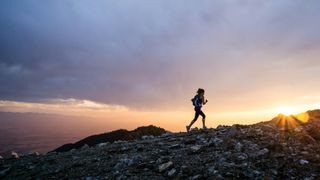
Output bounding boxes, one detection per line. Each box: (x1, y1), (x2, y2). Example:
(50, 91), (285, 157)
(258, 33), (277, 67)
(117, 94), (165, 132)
(276, 106), (298, 116)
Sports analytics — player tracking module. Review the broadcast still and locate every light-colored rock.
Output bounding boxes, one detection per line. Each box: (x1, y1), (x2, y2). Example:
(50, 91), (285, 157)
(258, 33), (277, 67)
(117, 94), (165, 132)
(299, 159), (309, 165)
(159, 161), (173, 172)
(208, 166), (218, 175)
(161, 132), (172, 137)
(11, 151), (19, 159)
(253, 170), (262, 176)
(169, 144), (180, 149)
(190, 145), (202, 153)
(192, 174), (202, 179)
(167, 168), (176, 177)
(97, 142), (109, 148)
(142, 135), (154, 140)
(257, 148), (269, 156)
(235, 142), (243, 152)
(237, 153), (248, 160)
(114, 140), (124, 144)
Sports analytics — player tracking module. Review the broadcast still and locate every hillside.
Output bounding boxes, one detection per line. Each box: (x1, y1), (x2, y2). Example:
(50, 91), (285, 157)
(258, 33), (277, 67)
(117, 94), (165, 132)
(53, 125), (167, 152)
(1, 110), (320, 179)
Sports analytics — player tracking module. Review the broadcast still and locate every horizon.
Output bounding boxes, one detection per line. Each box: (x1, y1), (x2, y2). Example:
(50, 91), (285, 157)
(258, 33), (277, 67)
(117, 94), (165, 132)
(1, 1), (320, 154)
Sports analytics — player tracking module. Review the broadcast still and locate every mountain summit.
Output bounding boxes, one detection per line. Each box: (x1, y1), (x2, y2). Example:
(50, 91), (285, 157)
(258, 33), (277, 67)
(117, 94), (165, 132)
(1, 110), (320, 179)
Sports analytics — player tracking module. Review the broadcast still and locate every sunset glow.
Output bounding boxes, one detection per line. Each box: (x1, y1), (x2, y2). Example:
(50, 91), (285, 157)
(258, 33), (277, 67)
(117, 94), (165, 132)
(1, 1), (320, 158)
(276, 106), (297, 116)
(0, 99), (319, 132)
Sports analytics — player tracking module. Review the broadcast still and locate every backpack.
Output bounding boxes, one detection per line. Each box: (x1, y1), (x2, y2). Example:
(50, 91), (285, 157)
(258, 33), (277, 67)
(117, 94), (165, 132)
(191, 95), (200, 107)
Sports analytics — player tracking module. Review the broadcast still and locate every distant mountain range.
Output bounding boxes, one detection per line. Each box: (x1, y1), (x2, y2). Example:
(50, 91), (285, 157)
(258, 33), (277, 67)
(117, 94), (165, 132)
(52, 125), (167, 152)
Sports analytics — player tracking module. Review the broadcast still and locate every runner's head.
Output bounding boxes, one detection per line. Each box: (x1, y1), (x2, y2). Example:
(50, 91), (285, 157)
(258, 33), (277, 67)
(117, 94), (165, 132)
(197, 88), (205, 95)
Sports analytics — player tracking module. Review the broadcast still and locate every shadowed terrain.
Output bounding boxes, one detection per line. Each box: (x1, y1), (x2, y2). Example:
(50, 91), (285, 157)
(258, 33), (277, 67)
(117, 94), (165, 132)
(53, 125), (167, 152)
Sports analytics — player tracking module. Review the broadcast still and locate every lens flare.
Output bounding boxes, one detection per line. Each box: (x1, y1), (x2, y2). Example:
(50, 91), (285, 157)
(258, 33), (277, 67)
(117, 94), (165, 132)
(276, 106), (297, 116)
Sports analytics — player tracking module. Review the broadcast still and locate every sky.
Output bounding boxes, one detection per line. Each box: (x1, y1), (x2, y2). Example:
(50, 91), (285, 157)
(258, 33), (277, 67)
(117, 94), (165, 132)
(1, 0), (320, 131)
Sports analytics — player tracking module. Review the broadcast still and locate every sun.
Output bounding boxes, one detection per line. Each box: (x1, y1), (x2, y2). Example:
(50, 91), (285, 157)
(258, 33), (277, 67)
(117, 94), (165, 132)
(276, 106), (296, 116)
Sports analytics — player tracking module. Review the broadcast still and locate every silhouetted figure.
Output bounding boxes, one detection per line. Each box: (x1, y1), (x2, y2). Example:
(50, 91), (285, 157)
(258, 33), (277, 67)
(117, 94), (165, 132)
(186, 88), (208, 132)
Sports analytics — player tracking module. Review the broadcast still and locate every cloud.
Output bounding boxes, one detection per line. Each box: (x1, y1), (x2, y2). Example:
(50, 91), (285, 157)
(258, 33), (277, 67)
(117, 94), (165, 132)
(0, 0), (320, 111)
(0, 98), (128, 116)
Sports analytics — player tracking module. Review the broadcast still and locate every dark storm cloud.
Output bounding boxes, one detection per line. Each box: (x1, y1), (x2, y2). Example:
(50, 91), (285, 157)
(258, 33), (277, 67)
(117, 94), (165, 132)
(1, 0), (320, 110)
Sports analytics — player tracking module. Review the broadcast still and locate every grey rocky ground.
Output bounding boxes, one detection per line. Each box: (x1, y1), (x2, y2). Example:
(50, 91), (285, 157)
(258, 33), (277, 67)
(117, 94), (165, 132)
(1, 110), (320, 179)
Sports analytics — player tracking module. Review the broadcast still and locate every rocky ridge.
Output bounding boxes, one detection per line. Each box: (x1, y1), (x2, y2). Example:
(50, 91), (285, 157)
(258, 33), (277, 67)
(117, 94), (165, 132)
(53, 125), (166, 152)
(1, 110), (320, 179)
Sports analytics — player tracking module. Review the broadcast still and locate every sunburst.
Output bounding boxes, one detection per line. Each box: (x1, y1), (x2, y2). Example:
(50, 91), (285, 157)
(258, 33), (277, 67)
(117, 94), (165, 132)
(276, 106), (297, 116)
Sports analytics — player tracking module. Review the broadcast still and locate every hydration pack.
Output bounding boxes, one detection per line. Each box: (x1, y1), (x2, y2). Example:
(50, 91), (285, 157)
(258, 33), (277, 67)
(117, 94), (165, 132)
(191, 95), (200, 107)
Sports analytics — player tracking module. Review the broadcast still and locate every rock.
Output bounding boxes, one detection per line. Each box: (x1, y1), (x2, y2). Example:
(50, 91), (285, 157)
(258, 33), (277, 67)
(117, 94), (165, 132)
(247, 142), (259, 151)
(181, 165), (191, 175)
(207, 166), (218, 175)
(294, 127), (303, 132)
(113, 158), (135, 171)
(72, 156), (80, 160)
(225, 126), (240, 137)
(192, 174), (202, 179)
(85, 177), (93, 180)
(235, 142), (243, 152)
(252, 170), (262, 176)
(122, 158), (134, 166)
(81, 144), (89, 150)
(161, 132), (173, 137)
(190, 145), (202, 153)
(299, 159), (309, 165)
(184, 138), (197, 144)
(257, 148), (269, 156)
(169, 144), (180, 149)
(209, 137), (223, 146)
(11, 151), (19, 159)
(270, 169), (278, 175)
(115, 157), (135, 169)
(159, 161), (173, 172)
(28, 152), (40, 156)
(303, 177), (314, 180)
(0, 167), (11, 178)
(142, 135), (154, 140)
(114, 140), (124, 144)
(70, 148), (77, 152)
(96, 142), (109, 148)
(167, 168), (176, 177)
(0, 156), (3, 159)
(237, 153), (248, 161)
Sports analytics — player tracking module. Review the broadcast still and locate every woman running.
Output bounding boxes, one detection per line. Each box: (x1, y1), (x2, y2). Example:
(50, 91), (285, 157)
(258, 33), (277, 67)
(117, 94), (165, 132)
(186, 88), (208, 132)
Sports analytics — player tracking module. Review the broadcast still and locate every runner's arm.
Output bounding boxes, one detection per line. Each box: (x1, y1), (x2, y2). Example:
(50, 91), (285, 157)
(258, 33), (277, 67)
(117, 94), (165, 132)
(202, 96), (208, 105)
